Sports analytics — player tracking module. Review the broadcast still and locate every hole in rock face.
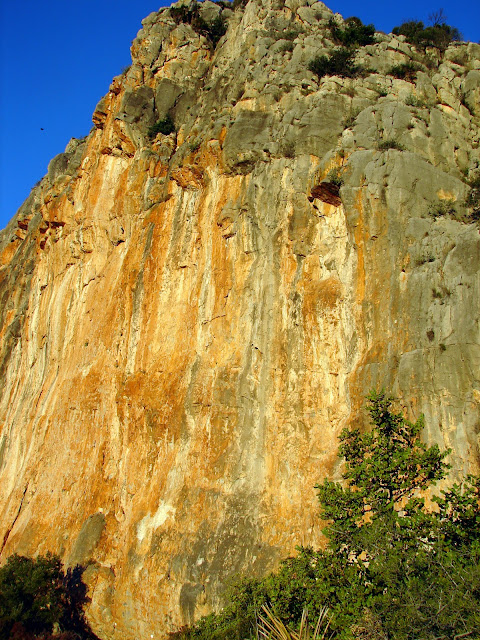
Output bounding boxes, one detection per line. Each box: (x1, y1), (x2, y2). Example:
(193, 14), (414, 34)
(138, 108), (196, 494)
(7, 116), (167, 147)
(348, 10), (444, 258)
(427, 329), (435, 341)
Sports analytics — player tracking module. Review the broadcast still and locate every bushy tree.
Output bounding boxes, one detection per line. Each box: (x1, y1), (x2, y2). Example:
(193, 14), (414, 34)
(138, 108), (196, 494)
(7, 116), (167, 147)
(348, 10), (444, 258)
(0, 554), (98, 640)
(172, 391), (480, 639)
(328, 16), (376, 47)
(316, 390), (480, 638)
(392, 17), (461, 50)
(308, 48), (362, 79)
(316, 390), (449, 553)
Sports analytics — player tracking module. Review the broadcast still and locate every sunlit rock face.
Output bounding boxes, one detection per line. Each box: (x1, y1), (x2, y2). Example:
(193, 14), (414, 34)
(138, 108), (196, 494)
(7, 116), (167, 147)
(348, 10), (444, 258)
(1, 0), (479, 636)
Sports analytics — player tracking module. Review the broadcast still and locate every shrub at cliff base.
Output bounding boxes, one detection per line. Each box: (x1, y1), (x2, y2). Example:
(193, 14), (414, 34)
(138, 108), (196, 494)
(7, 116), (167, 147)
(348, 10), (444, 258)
(0, 554), (99, 640)
(172, 391), (480, 640)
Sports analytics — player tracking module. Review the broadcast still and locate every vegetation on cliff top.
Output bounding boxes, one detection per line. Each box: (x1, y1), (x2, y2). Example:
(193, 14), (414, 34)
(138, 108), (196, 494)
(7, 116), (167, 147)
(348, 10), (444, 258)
(392, 9), (462, 50)
(172, 391), (480, 640)
(170, 1), (227, 48)
(309, 10), (462, 82)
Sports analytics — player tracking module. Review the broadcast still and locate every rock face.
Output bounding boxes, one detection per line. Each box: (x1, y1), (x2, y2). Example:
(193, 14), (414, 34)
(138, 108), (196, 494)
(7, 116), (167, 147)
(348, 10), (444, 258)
(1, 0), (480, 636)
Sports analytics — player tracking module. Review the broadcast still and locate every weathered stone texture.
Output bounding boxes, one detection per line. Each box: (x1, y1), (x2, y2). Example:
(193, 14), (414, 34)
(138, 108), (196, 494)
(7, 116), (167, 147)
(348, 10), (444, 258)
(0, 0), (479, 637)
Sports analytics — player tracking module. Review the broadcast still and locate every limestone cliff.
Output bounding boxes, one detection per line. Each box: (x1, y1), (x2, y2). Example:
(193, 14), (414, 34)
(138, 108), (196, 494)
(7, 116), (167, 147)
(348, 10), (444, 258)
(1, 0), (480, 637)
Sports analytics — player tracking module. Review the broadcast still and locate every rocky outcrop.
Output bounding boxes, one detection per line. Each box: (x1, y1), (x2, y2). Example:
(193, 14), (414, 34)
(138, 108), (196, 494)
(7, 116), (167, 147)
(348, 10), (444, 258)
(0, 0), (479, 637)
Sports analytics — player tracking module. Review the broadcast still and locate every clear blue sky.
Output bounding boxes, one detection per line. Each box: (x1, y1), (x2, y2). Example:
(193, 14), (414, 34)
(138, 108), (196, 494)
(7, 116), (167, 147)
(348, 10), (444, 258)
(1, 0), (479, 230)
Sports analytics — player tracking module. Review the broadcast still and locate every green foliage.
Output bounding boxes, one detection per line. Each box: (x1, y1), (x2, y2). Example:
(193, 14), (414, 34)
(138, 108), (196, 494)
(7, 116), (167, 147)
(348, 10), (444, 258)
(174, 391), (480, 640)
(0, 554), (97, 640)
(282, 29), (302, 42)
(325, 168), (344, 188)
(315, 390), (480, 639)
(466, 174), (480, 221)
(148, 115), (176, 139)
(308, 16), (374, 82)
(169, 577), (268, 639)
(316, 390), (450, 550)
(387, 61), (421, 81)
(278, 41), (295, 53)
(341, 107), (362, 129)
(377, 139), (406, 151)
(328, 16), (376, 47)
(308, 48), (364, 80)
(170, 2), (227, 47)
(392, 18), (462, 50)
(428, 198), (457, 218)
(405, 93), (427, 107)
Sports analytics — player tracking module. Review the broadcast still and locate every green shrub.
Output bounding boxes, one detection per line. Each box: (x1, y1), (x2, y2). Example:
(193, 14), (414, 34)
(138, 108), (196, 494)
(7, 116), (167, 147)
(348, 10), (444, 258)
(170, 2), (227, 47)
(325, 167), (344, 188)
(148, 115), (176, 139)
(202, 15), (228, 47)
(328, 16), (376, 47)
(173, 391), (480, 639)
(377, 139), (406, 151)
(278, 41), (295, 53)
(188, 140), (201, 153)
(0, 554), (98, 640)
(466, 174), (480, 220)
(282, 29), (302, 41)
(169, 577), (268, 639)
(392, 19), (461, 50)
(308, 47), (363, 79)
(387, 61), (421, 81)
(342, 107), (362, 128)
(405, 93), (427, 107)
(428, 198), (457, 218)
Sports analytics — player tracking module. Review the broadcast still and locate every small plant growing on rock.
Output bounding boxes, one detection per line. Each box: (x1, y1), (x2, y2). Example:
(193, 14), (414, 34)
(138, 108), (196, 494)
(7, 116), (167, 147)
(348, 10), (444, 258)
(415, 254), (435, 266)
(326, 167), (344, 188)
(282, 142), (295, 158)
(282, 28), (302, 41)
(465, 174), (480, 221)
(428, 198), (457, 218)
(387, 61), (421, 81)
(377, 139), (406, 151)
(405, 93), (427, 107)
(148, 115), (176, 139)
(342, 107), (362, 128)
(308, 47), (364, 79)
(188, 140), (201, 153)
(170, 2), (227, 48)
(279, 41), (295, 53)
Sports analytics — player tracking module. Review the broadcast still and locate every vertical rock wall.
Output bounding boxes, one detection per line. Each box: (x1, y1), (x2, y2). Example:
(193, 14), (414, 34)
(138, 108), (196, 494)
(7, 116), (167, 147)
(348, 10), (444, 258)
(0, 0), (479, 637)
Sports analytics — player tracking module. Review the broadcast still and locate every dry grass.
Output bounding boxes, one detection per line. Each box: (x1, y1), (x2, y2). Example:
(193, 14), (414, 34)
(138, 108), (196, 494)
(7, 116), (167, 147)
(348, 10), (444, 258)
(257, 605), (332, 640)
